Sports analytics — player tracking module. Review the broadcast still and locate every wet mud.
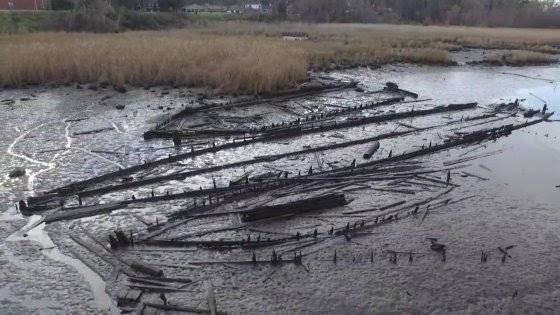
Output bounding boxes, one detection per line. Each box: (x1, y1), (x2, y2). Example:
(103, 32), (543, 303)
(1, 62), (560, 314)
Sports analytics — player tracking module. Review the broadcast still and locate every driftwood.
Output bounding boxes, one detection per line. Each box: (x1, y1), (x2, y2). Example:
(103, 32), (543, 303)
(384, 82), (419, 99)
(24, 112), (551, 215)
(27, 117), (544, 215)
(172, 224), (248, 241)
(149, 80), (359, 131)
(154, 96), (405, 138)
(343, 200), (406, 215)
(44, 203), (125, 223)
(141, 217), (196, 240)
(132, 275), (192, 284)
(69, 234), (135, 276)
(78, 230), (165, 278)
(127, 284), (187, 292)
(127, 277), (179, 288)
(139, 232), (316, 250)
(72, 127), (114, 136)
(143, 302), (226, 314)
(461, 171), (489, 181)
(28, 102), (488, 209)
(149, 102), (476, 140)
(29, 123), (415, 206)
(70, 130), (417, 198)
(363, 141), (380, 159)
(332, 187), (456, 237)
(130, 262), (163, 277)
(20, 83), (558, 315)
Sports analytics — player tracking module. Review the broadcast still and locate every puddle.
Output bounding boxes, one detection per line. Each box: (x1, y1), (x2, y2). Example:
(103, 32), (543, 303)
(6, 215), (118, 314)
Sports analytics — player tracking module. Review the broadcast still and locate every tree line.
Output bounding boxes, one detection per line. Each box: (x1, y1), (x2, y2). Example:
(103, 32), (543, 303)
(370, 0), (560, 27)
(274, 0), (560, 28)
(49, 0), (560, 28)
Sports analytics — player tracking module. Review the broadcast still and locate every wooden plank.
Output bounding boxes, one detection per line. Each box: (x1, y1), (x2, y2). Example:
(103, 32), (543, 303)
(44, 203), (125, 223)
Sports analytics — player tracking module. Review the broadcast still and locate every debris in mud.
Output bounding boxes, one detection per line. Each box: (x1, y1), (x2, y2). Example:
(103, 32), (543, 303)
(240, 193), (349, 222)
(144, 78), (358, 139)
(115, 104), (125, 110)
(524, 109), (540, 118)
(113, 85), (127, 93)
(384, 82), (419, 99)
(498, 245), (515, 263)
(481, 250), (489, 263)
(427, 238), (446, 252)
(17, 78), (555, 313)
(9, 167), (25, 178)
(73, 127), (115, 136)
(363, 141), (381, 159)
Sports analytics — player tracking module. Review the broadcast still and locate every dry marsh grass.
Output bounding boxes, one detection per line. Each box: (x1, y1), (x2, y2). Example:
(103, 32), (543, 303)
(484, 50), (555, 66)
(0, 33), (307, 93)
(1, 22), (560, 93)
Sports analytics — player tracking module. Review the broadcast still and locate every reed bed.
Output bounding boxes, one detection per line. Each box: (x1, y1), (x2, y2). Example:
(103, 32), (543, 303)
(1, 22), (559, 93)
(484, 50), (555, 66)
(0, 32), (307, 93)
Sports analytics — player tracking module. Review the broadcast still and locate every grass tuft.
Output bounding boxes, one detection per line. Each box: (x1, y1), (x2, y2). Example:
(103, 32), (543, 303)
(483, 50), (555, 66)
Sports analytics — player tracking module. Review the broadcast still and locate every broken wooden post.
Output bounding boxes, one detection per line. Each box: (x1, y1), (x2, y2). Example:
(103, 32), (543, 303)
(363, 141), (380, 159)
(207, 282), (217, 315)
(480, 250), (488, 263)
(18, 200), (27, 212)
(109, 235), (119, 249)
(172, 136), (181, 147)
(115, 230), (130, 246)
(390, 251), (397, 264)
(271, 250), (277, 264)
(130, 262), (164, 277)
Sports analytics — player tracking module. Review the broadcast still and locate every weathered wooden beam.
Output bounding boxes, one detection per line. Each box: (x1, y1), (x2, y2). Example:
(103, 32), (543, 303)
(143, 302), (227, 314)
(240, 193), (348, 222)
(25, 113), (550, 214)
(44, 203), (125, 223)
(29, 104), (490, 209)
(55, 130), (417, 199)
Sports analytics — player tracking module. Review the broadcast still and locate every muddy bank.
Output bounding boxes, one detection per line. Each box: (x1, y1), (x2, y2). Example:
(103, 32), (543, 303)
(1, 63), (560, 313)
